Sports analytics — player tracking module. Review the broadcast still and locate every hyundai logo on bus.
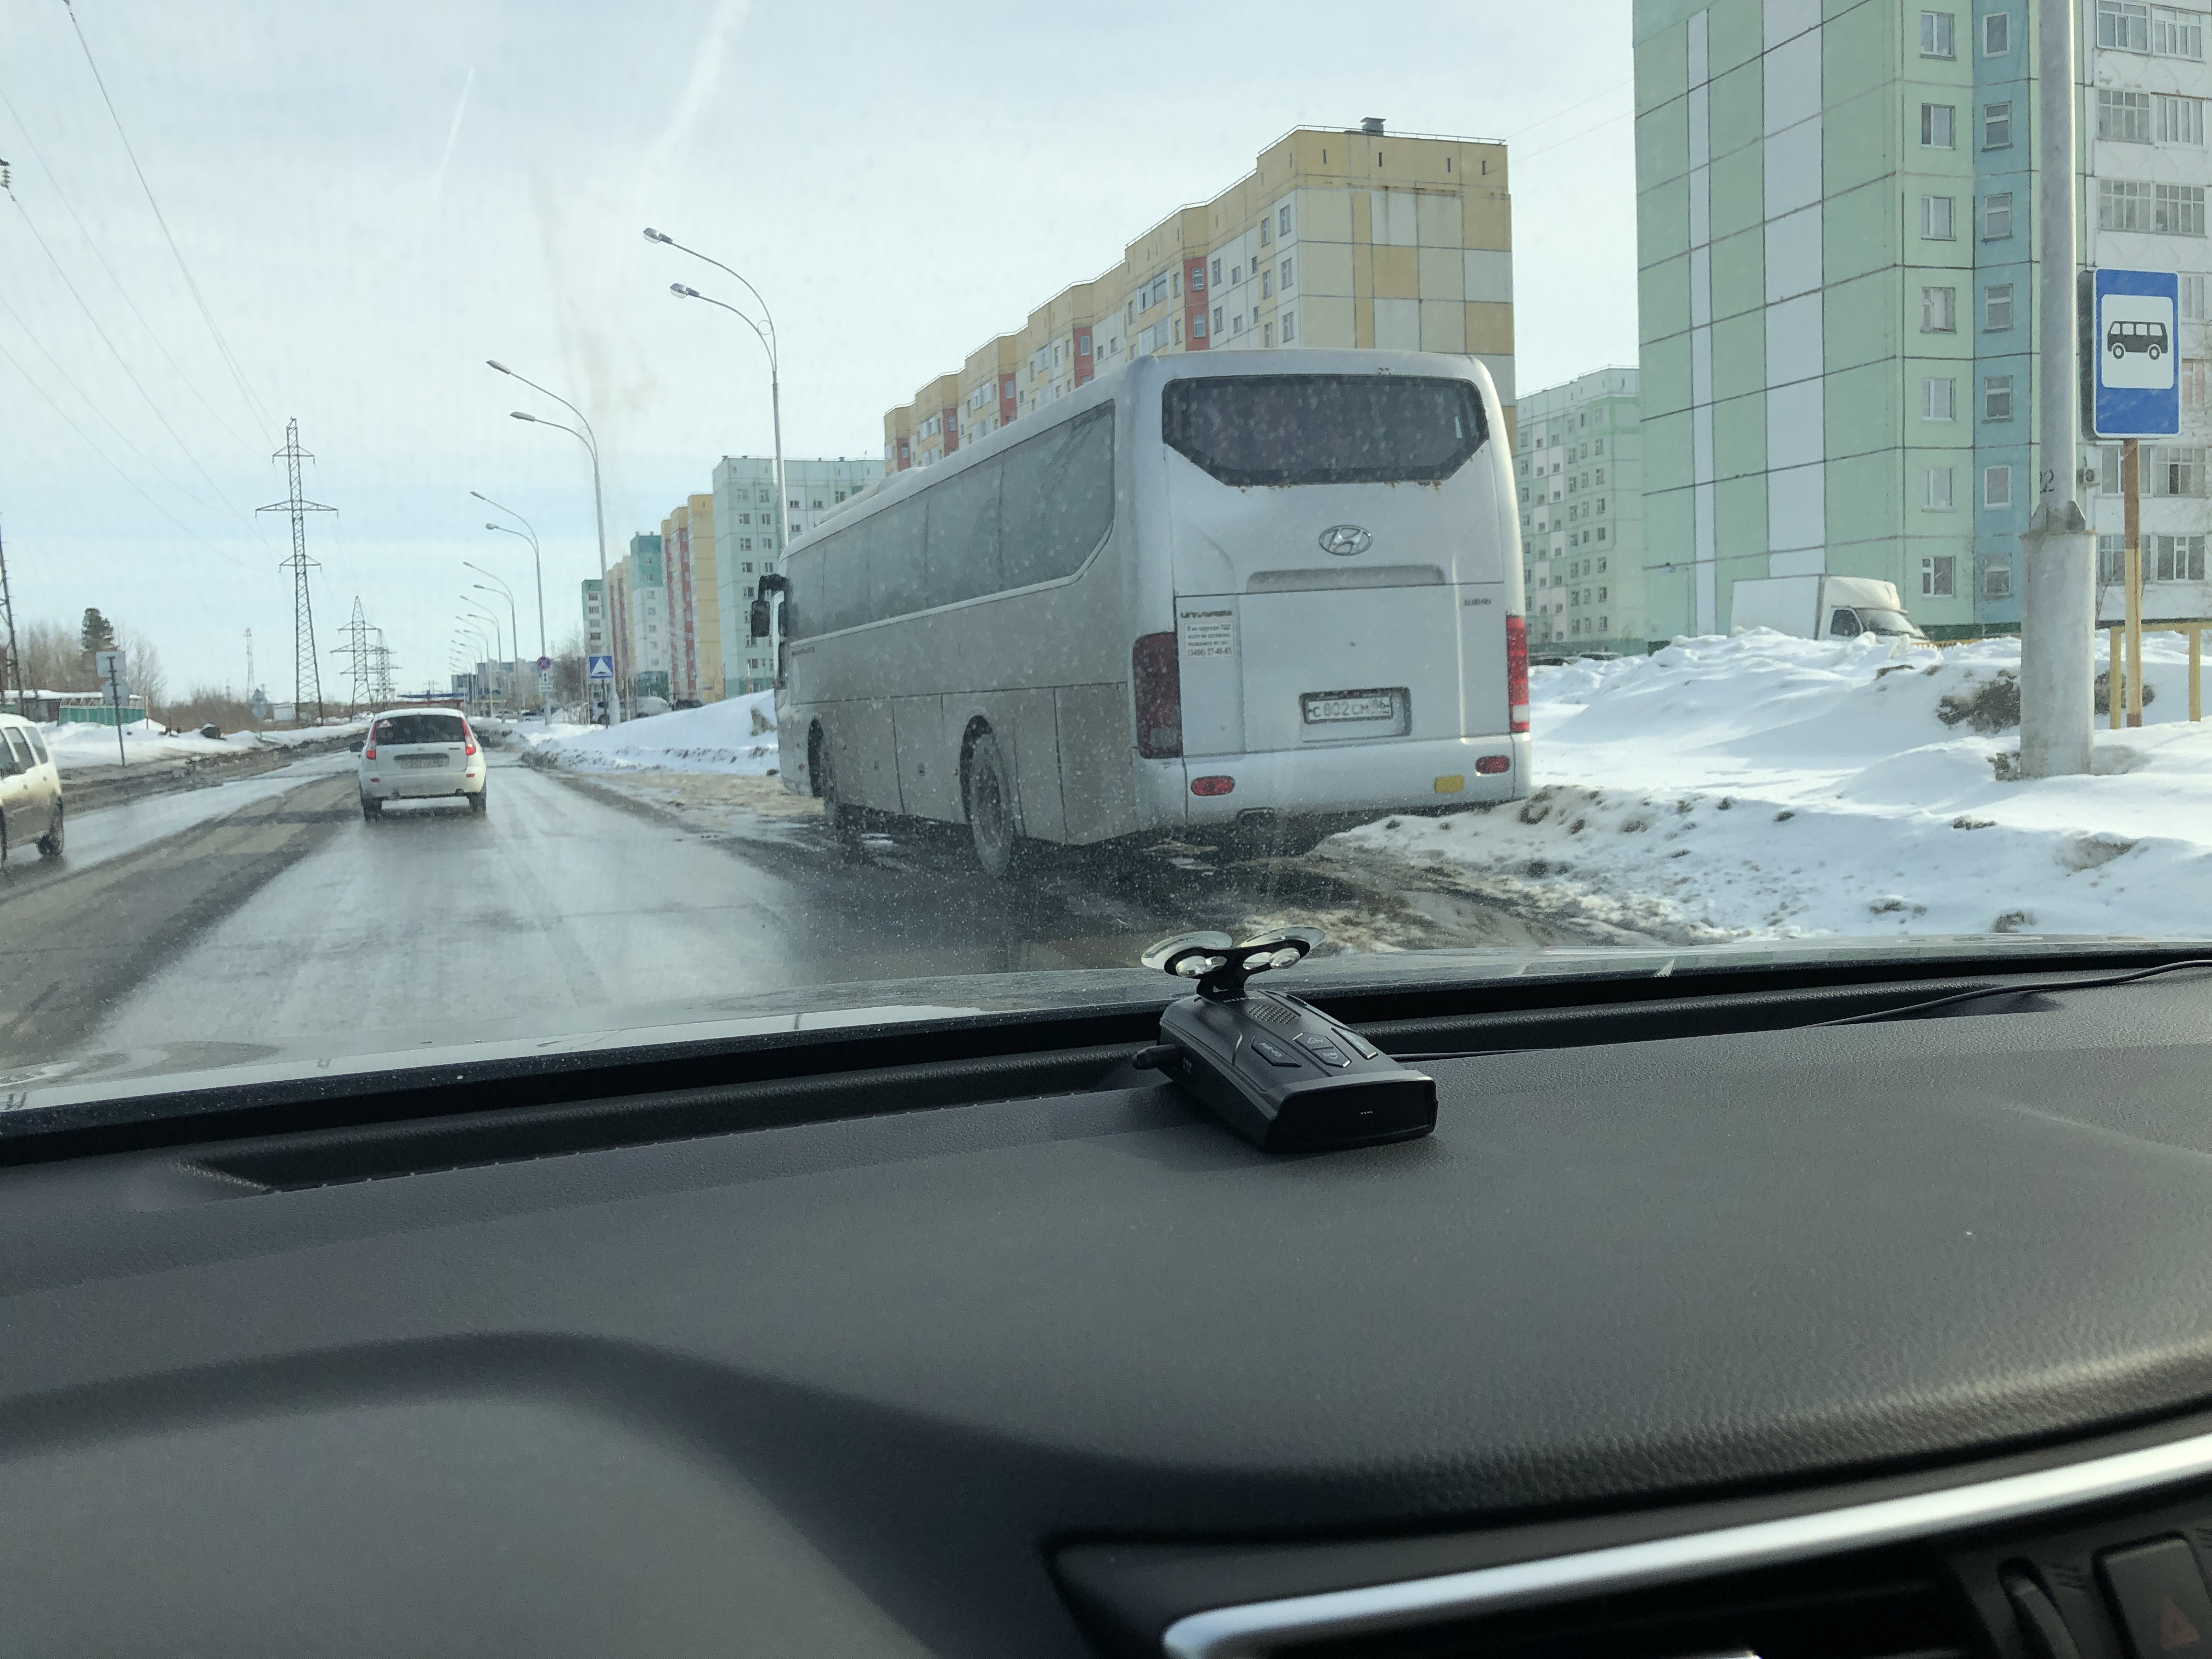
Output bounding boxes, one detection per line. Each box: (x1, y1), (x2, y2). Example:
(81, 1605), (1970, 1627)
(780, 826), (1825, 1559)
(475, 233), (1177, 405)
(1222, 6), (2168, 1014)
(2087, 268), (2181, 439)
(1319, 524), (1373, 557)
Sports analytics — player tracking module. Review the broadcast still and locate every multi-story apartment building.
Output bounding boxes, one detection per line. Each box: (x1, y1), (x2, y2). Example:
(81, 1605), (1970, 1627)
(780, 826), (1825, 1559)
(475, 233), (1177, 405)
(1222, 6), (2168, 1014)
(581, 578), (608, 659)
(661, 494), (723, 703)
(1515, 367), (1645, 650)
(709, 455), (878, 694)
(884, 122), (1517, 467)
(1634, 0), (2212, 642)
(608, 532), (671, 703)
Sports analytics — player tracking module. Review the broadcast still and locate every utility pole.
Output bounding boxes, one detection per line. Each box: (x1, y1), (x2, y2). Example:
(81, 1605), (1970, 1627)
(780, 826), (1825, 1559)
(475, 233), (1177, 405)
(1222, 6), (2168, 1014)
(0, 518), (24, 716)
(257, 419), (335, 725)
(2017, 0), (2096, 777)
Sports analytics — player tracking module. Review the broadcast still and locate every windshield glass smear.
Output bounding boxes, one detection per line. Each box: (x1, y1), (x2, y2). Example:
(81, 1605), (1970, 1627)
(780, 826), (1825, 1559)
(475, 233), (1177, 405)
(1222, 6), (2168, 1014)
(0, 4), (2204, 1120)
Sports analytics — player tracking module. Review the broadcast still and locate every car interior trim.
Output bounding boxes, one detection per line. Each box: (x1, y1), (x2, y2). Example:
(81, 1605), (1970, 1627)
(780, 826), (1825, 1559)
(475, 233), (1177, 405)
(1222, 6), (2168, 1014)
(1159, 1421), (2212, 1657)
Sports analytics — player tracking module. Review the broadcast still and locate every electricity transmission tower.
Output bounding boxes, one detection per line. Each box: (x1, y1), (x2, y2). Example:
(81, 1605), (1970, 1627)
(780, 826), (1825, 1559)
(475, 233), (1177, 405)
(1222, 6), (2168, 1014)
(330, 597), (375, 710)
(370, 628), (397, 703)
(0, 518), (23, 714)
(257, 419), (334, 723)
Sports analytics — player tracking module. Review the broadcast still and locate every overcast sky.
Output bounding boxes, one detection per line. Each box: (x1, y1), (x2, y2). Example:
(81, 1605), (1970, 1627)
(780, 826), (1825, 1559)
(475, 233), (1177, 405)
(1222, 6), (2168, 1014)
(0, 0), (1636, 695)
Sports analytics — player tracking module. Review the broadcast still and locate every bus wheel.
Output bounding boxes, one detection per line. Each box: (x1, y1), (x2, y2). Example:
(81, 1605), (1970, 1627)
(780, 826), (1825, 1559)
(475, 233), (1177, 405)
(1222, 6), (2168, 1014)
(965, 731), (1026, 878)
(815, 741), (865, 856)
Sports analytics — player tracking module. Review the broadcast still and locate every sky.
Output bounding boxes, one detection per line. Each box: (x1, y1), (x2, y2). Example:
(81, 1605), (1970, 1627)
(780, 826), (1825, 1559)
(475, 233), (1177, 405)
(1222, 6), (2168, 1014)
(0, 0), (1638, 697)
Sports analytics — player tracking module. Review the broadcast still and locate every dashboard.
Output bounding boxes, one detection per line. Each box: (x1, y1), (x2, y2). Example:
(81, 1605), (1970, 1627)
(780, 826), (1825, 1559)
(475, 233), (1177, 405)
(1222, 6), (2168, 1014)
(3, 958), (2212, 1656)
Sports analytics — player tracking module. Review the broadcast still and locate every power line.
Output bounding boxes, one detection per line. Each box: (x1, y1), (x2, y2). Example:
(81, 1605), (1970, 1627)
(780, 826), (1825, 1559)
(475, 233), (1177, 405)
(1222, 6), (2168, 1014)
(0, 71), (259, 455)
(59, 0), (277, 441)
(0, 333), (256, 569)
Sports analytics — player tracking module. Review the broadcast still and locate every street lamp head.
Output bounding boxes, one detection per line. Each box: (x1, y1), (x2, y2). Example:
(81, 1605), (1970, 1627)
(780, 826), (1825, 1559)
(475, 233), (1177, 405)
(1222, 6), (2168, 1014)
(644, 227), (673, 244)
(485, 522), (501, 531)
(509, 411), (536, 422)
(671, 283), (699, 298)
(486, 360), (511, 375)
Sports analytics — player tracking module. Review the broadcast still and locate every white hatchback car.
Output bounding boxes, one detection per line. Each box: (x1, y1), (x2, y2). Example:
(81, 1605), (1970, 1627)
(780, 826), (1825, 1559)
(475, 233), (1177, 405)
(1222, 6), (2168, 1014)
(0, 712), (64, 860)
(357, 708), (487, 820)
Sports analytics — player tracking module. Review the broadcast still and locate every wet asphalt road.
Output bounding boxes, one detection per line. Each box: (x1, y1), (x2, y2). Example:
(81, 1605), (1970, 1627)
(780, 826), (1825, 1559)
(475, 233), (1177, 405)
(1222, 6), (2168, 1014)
(0, 750), (1581, 1085)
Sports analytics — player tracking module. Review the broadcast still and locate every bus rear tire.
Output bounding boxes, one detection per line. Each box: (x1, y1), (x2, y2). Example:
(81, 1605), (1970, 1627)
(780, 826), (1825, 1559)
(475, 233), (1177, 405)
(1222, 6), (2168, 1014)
(965, 731), (1026, 878)
(814, 735), (865, 856)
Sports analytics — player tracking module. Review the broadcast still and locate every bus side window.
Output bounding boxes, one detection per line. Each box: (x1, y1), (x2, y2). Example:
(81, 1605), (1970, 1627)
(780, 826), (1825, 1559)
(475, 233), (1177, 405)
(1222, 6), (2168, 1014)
(926, 457), (1003, 607)
(820, 531), (869, 633)
(785, 550), (822, 639)
(1006, 404), (1113, 588)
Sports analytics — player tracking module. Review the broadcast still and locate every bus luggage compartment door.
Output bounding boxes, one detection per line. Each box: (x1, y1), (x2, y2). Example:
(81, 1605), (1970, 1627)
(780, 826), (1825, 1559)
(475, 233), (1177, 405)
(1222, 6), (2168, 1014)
(1237, 585), (1462, 755)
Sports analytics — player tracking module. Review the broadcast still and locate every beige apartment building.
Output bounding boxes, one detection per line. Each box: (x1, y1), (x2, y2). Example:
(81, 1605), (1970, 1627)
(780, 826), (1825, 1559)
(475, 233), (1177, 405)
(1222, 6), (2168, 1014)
(661, 494), (721, 704)
(884, 122), (1516, 469)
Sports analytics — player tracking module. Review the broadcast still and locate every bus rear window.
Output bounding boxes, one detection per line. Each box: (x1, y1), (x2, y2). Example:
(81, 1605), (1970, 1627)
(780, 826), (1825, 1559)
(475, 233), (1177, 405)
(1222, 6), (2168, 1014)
(1162, 374), (1486, 487)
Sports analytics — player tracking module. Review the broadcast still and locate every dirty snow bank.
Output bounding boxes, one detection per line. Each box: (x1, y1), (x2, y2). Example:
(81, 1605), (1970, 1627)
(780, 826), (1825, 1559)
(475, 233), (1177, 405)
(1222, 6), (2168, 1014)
(515, 691), (780, 775)
(1321, 629), (2212, 942)
(46, 718), (364, 771)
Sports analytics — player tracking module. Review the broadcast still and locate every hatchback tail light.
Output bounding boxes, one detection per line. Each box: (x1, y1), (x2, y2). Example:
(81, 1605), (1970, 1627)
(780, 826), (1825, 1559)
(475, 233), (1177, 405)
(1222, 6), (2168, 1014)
(462, 727), (478, 757)
(363, 747), (377, 760)
(1505, 615), (1530, 733)
(1133, 632), (1182, 759)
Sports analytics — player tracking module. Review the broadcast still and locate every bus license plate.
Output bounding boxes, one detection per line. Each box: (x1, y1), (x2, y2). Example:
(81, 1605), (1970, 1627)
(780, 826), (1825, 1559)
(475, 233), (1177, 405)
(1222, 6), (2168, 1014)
(1302, 690), (1399, 724)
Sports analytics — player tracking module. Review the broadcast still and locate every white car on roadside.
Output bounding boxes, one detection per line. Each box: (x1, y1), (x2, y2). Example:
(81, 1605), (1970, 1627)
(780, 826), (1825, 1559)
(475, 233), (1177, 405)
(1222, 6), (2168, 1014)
(357, 708), (487, 820)
(0, 712), (64, 860)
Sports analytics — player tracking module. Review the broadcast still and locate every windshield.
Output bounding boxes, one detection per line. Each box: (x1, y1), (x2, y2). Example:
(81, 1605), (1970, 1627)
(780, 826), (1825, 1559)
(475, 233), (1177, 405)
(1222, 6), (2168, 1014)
(0, 8), (2198, 1124)
(1162, 375), (1486, 486)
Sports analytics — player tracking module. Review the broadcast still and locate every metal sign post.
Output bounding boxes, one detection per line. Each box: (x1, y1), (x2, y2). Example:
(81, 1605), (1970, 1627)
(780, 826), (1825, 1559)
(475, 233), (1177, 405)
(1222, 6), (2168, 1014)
(94, 648), (127, 766)
(2087, 268), (2181, 733)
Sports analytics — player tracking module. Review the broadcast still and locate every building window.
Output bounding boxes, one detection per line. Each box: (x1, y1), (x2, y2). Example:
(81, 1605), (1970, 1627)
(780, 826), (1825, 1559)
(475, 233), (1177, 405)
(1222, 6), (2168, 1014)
(1922, 104), (1955, 146)
(1212, 306), (1222, 335)
(1210, 258), (1221, 285)
(1193, 312), (1208, 339)
(1922, 554), (1957, 595)
(1984, 101), (2013, 147)
(2098, 533), (2126, 583)
(1983, 561), (2013, 597)
(1279, 204), (1293, 236)
(1923, 376), (1957, 420)
(1983, 192), (2014, 239)
(2160, 182), (2208, 234)
(1262, 269), (1273, 298)
(2100, 88), (2155, 142)
(1925, 467), (1957, 511)
(1264, 322), (1274, 346)
(1280, 257), (1294, 289)
(2152, 444), (2208, 494)
(1922, 10), (1955, 54)
(2159, 94), (2207, 143)
(2155, 533), (2210, 578)
(1282, 312), (1297, 342)
(1231, 264), (1241, 285)
(1985, 283), (2015, 330)
(2101, 0), (2152, 48)
(1260, 217), (1271, 247)
(1984, 10), (2011, 52)
(2100, 176), (2153, 229)
(2154, 4), (2205, 55)
(1984, 465), (2013, 507)
(1923, 285), (1959, 331)
(1985, 374), (2015, 420)
(1922, 195), (1955, 239)
(1232, 312), (1244, 335)
(2185, 358), (2209, 410)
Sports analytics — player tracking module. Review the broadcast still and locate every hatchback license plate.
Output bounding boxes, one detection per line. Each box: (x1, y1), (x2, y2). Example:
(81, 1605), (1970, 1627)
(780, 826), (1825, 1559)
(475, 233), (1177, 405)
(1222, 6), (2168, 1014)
(1302, 690), (1399, 724)
(398, 755), (447, 769)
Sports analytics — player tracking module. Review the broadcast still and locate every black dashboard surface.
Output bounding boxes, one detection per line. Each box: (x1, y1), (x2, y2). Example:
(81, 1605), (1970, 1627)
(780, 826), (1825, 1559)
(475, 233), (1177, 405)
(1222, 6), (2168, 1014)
(5, 983), (2212, 1655)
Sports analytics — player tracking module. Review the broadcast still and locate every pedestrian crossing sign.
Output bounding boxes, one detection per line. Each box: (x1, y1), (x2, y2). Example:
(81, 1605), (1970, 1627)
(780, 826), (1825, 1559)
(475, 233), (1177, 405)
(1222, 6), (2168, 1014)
(586, 654), (614, 681)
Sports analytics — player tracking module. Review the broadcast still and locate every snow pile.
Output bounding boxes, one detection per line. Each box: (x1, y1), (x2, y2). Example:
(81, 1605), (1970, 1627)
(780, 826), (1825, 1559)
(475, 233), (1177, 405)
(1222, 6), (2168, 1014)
(46, 719), (363, 771)
(1322, 628), (2212, 942)
(516, 691), (780, 775)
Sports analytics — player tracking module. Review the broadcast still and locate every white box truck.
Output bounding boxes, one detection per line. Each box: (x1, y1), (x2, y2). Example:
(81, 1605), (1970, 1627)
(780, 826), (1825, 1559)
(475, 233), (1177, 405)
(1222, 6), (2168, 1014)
(1729, 575), (1928, 643)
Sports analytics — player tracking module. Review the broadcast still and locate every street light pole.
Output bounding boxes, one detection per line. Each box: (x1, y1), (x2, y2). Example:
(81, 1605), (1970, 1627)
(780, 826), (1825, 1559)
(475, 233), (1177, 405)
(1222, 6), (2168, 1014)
(461, 599), (503, 664)
(644, 229), (788, 557)
(472, 492), (548, 662)
(2017, 0), (2096, 778)
(466, 567), (521, 670)
(488, 362), (623, 721)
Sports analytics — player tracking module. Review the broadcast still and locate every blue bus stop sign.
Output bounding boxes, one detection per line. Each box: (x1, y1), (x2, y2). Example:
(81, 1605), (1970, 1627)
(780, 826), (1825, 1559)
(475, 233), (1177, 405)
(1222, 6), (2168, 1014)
(2089, 268), (2181, 438)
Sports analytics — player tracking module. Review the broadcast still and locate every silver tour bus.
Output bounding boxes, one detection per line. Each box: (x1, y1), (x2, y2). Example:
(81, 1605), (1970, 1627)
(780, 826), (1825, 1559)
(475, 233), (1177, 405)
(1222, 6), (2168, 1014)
(769, 347), (1530, 875)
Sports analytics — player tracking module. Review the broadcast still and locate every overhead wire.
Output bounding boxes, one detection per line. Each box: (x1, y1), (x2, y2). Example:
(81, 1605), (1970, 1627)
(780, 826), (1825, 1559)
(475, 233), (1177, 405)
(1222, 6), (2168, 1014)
(58, 0), (279, 443)
(0, 336), (256, 571)
(0, 71), (261, 456)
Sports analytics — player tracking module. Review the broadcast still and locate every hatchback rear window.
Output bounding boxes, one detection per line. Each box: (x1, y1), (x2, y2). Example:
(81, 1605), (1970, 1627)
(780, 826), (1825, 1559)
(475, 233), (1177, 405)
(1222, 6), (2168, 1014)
(1161, 374), (1487, 487)
(372, 715), (466, 746)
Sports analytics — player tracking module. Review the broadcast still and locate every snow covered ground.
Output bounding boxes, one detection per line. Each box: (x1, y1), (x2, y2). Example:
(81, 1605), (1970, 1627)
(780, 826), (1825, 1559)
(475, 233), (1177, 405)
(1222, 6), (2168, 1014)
(46, 718), (362, 771)
(1321, 629), (2212, 943)
(512, 691), (780, 775)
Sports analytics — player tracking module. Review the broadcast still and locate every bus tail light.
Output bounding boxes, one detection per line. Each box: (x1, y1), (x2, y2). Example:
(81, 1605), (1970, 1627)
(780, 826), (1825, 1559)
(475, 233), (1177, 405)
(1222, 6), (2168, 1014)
(1475, 754), (1511, 775)
(1190, 775), (1235, 797)
(1133, 633), (1183, 758)
(1505, 615), (1530, 733)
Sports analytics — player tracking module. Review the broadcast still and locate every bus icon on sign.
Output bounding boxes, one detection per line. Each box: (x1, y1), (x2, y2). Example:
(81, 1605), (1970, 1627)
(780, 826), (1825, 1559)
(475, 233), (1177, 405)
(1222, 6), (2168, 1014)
(2108, 318), (2170, 360)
